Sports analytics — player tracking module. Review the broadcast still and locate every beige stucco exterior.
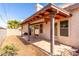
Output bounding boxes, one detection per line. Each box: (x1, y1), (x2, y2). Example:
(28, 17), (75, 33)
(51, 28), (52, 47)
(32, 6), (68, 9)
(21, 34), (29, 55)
(68, 8), (79, 48)
(22, 18), (51, 40)
(21, 4), (79, 48)
(55, 8), (79, 48)
(41, 21), (50, 40)
(22, 23), (28, 34)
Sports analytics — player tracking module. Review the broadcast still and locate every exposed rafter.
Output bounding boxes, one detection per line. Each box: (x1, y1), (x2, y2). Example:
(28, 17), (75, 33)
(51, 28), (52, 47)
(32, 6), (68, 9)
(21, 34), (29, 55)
(21, 3), (71, 25)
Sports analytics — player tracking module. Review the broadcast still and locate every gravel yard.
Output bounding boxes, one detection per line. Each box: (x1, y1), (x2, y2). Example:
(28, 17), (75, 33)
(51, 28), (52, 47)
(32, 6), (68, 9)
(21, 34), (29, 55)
(1, 35), (48, 56)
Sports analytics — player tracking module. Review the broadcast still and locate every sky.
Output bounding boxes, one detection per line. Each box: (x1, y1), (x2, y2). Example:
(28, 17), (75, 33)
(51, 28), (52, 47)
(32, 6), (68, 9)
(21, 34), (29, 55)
(0, 3), (64, 28)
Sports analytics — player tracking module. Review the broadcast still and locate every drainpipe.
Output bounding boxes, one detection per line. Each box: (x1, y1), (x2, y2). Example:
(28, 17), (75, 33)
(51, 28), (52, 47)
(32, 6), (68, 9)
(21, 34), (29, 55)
(50, 11), (58, 56)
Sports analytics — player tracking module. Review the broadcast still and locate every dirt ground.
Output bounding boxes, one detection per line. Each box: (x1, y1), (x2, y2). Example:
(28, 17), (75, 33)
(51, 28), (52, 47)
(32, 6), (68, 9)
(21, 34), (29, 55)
(1, 35), (48, 56)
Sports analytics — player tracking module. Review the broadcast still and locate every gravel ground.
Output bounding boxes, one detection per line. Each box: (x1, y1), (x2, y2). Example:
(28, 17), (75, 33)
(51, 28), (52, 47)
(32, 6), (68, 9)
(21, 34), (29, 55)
(1, 35), (48, 56)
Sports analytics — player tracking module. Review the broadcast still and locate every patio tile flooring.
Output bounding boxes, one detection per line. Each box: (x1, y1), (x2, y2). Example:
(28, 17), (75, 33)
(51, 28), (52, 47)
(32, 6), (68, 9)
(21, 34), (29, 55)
(22, 36), (79, 56)
(22, 36), (51, 53)
(32, 40), (50, 53)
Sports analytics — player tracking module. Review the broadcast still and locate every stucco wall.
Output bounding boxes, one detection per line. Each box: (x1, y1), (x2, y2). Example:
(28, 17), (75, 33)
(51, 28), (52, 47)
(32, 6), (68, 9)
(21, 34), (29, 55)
(7, 29), (21, 36)
(31, 19), (50, 40)
(22, 24), (28, 34)
(40, 21), (50, 40)
(0, 29), (6, 45)
(55, 18), (71, 46)
(22, 18), (51, 40)
(69, 8), (79, 48)
(56, 8), (79, 48)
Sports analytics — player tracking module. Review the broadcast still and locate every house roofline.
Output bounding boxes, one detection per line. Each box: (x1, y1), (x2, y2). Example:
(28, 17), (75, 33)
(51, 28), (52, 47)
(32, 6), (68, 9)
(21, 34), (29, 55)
(21, 3), (71, 25)
(64, 3), (79, 11)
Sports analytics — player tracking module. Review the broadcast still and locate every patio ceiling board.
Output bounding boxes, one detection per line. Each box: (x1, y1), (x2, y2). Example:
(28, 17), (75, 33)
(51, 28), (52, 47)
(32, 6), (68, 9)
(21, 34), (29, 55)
(21, 3), (71, 25)
(28, 15), (45, 23)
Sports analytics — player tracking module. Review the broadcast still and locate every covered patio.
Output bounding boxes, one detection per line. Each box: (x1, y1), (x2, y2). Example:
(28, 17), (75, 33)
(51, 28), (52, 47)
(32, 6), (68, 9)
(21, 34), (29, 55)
(22, 35), (77, 56)
(21, 3), (71, 55)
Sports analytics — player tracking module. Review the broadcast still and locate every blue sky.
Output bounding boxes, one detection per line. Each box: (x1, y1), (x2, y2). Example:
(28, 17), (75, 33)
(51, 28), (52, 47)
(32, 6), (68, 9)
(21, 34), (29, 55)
(0, 3), (64, 28)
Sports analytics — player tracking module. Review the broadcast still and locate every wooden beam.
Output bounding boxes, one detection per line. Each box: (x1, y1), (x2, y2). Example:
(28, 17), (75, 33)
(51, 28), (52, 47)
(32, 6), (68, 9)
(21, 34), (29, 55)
(44, 18), (50, 24)
(55, 14), (65, 19)
(45, 7), (54, 12)
(30, 22), (44, 25)
(55, 17), (60, 19)
(57, 12), (67, 17)
(44, 11), (50, 15)
(29, 13), (47, 23)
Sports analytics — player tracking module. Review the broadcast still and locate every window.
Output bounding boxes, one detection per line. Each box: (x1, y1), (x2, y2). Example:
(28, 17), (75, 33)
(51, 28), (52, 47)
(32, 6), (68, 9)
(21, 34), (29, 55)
(40, 24), (43, 33)
(60, 20), (68, 36)
(34, 25), (39, 29)
(34, 24), (40, 34)
(34, 24), (43, 34)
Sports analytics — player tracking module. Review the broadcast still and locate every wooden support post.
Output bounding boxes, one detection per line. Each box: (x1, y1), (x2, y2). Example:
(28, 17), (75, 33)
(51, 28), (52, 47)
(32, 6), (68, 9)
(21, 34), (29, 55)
(21, 25), (23, 37)
(50, 12), (57, 56)
(28, 23), (30, 41)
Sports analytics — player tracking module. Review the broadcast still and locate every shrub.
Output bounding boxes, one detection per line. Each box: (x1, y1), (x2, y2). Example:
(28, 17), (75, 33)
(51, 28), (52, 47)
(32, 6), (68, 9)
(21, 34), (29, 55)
(0, 44), (18, 56)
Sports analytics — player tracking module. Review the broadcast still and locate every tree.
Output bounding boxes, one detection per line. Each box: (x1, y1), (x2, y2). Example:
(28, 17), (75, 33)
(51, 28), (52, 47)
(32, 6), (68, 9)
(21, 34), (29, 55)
(7, 20), (21, 29)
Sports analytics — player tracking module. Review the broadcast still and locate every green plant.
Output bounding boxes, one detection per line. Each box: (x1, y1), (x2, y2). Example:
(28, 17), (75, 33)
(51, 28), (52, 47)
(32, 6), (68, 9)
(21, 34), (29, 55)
(7, 20), (21, 29)
(0, 44), (18, 56)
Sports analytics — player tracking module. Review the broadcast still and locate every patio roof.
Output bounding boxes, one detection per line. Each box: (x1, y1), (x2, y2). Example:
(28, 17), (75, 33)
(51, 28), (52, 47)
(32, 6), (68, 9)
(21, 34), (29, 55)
(21, 3), (71, 25)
